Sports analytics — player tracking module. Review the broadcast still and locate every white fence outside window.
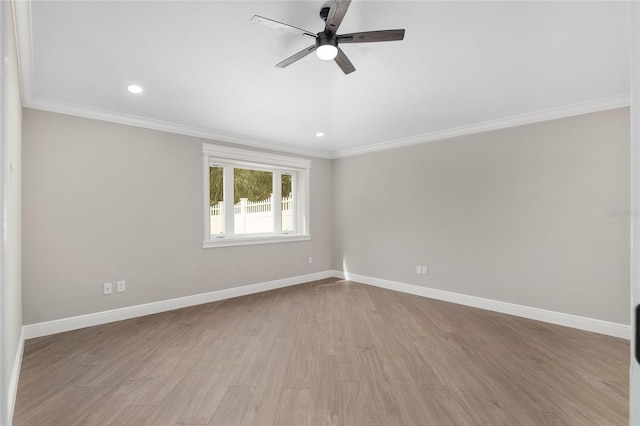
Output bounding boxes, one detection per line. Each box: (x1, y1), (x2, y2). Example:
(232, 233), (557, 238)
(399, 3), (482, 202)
(210, 194), (293, 234)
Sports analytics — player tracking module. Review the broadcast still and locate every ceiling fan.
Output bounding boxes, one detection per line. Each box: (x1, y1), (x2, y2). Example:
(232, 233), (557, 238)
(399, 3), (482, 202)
(251, 0), (405, 75)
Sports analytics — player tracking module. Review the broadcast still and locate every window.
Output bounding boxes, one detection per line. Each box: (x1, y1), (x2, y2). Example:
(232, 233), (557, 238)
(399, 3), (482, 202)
(202, 143), (311, 247)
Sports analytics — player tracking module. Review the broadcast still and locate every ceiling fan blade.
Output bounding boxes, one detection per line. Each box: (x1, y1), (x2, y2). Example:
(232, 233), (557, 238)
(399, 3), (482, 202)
(251, 15), (316, 39)
(338, 29), (405, 43)
(334, 47), (355, 75)
(276, 44), (318, 68)
(325, 0), (352, 35)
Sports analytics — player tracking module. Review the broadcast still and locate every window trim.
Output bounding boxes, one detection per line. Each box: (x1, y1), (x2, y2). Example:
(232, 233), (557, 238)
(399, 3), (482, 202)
(202, 143), (311, 248)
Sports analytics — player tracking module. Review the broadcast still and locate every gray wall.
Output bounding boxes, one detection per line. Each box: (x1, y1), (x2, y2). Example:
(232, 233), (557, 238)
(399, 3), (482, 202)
(333, 108), (630, 325)
(21, 105), (631, 328)
(22, 109), (333, 324)
(1, 2), (23, 424)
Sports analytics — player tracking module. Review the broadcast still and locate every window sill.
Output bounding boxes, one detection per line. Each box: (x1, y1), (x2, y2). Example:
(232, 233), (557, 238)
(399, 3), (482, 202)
(202, 233), (311, 248)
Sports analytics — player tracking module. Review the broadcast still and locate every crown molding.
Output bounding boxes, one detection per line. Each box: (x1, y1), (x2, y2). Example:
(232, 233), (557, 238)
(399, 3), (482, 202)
(24, 93), (630, 161)
(22, 91), (630, 162)
(333, 94), (631, 158)
(24, 96), (335, 159)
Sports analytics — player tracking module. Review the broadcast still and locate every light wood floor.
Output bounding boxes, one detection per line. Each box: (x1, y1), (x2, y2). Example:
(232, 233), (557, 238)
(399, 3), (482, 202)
(14, 279), (629, 425)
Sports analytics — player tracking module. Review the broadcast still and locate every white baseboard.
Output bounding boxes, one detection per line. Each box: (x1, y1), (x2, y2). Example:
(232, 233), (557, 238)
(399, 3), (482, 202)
(22, 269), (630, 341)
(332, 270), (630, 339)
(23, 271), (335, 340)
(7, 328), (24, 426)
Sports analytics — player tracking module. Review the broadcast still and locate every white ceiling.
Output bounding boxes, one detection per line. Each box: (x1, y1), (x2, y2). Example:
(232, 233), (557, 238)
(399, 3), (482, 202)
(14, 1), (630, 158)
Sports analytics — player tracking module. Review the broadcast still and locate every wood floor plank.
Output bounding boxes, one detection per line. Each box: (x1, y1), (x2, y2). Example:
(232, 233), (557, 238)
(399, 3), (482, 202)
(140, 369), (212, 426)
(273, 388), (309, 426)
(13, 279), (629, 426)
(72, 377), (159, 426)
(390, 382), (456, 426)
(231, 321), (279, 386)
(335, 381), (363, 425)
(307, 354), (340, 426)
(175, 368), (230, 425)
(240, 337), (296, 426)
(283, 321), (313, 388)
(12, 361), (95, 420)
(207, 385), (254, 426)
(106, 405), (158, 426)
(16, 384), (113, 426)
(378, 415), (403, 426)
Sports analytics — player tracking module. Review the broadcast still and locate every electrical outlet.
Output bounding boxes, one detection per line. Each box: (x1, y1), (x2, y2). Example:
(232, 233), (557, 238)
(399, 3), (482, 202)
(117, 280), (126, 292)
(422, 266), (428, 275)
(416, 265), (422, 275)
(308, 256), (313, 264)
(103, 282), (112, 295)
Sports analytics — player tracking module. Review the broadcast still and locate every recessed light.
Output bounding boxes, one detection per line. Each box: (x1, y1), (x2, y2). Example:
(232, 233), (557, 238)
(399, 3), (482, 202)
(315, 132), (325, 138)
(127, 84), (143, 94)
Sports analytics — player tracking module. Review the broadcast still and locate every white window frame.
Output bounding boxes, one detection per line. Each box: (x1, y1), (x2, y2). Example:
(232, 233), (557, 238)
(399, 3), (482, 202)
(202, 143), (311, 248)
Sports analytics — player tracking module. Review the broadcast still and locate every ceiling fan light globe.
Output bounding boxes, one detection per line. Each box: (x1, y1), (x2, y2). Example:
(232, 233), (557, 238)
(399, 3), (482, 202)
(317, 44), (338, 61)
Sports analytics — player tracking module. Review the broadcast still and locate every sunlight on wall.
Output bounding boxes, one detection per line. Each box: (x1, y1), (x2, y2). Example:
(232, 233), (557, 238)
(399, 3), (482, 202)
(342, 258), (351, 281)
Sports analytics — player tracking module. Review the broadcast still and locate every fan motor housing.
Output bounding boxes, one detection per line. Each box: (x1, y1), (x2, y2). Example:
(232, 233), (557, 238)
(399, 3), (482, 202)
(316, 31), (338, 49)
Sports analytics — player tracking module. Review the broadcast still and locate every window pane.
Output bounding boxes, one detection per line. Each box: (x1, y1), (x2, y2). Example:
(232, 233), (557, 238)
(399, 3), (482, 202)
(282, 173), (294, 232)
(209, 166), (224, 236)
(234, 168), (273, 234)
